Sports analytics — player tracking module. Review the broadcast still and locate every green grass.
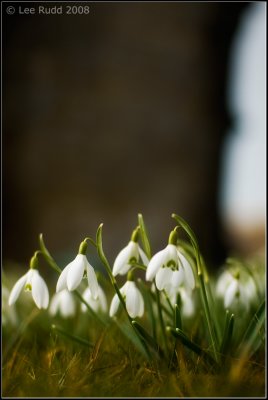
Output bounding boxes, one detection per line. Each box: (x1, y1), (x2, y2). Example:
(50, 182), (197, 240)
(2, 307), (265, 398)
(2, 215), (266, 397)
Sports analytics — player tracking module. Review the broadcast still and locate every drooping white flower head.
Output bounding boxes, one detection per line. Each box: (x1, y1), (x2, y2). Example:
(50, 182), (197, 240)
(109, 279), (144, 319)
(2, 286), (18, 326)
(81, 286), (108, 313)
(216, 269), (257, 311)
(146, 230), (195, 291)
(56, 240), (99, 299)
(49, 289), (76, 318)
(112, 227), (149, 277)
(8, 253), (49, 310)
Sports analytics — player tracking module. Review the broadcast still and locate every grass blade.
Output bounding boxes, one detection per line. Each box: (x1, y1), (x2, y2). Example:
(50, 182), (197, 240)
(52, 324), (94, 347)
(132, 320), (164, 358)
(167, 327), (218, 367)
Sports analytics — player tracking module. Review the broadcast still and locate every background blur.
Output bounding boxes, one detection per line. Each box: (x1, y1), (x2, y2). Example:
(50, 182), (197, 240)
(3, 2), (266, 271)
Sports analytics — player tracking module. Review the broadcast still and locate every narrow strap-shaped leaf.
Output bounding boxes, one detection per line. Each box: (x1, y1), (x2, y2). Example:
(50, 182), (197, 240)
(52, 324), (94, 347)
(138, 213), (152, 259)
(238, 299), (265, 358)
(132, 320), (164, 358)
(113, 318), (152, 361)
(220, 311), (235, 356)
(167, 327), (217, 367)
(174, 304), (182, 330)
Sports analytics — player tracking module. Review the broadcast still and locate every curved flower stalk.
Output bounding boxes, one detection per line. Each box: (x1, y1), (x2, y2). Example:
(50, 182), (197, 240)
(56, 240), (99, 298)
(2, 286), (18, 326)
(8, 253), (49, 310)
(216, 269), (258, 311)
(109, 277), (144, 319)
(146, 230), (195, 291)
(81, 286), (108, 313)
(49, 289), (76, 318)
(112, 227), (149, 277)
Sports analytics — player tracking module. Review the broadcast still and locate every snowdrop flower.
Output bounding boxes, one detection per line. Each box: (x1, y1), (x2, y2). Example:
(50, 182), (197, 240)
(49, 289), (76, 318)
(8, 253), (49, 309)
(112, 227), (149, 277)
(216, 269), (257, 311)
(56, 239), (99, 298)
(165, 285), (195, 318)
(110, 274), (144, 318)
(2, 286), (17, 326)
(81, 286), (107, 313)
(146, 230), (195, 291)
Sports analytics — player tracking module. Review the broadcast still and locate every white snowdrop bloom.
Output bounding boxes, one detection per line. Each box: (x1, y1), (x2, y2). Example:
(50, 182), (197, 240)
(146, 230), (195, 291)
(165, 285), (195, 318)
(109, 280), (144, 319)
(2, 286), (17, 326)
(112, 228), (149, 277)
(49, 289), (76, 318)
(56, 240), (99, 298)
(81, 286), (108, 313)
(216, 269), (257, 311)
(8, 266), (49, 310)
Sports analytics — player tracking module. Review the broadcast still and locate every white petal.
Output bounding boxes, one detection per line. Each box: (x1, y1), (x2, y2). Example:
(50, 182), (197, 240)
(86, 263), (99, 299)
(112, 242), (138, 277)
(67, 254), (86, 291)
(56, 263), (72, 293)
(224, 280), (239, 308)
(125, 282), (144, 318)
(109, 294), (120, 317)
(171, 269), (184, 288)
(98, 286), (108, 312)
(59, 291), (76, 317)
(8, 274), (28, 305)
(216, 271), (233, 297)
(165, 284), (178, 304)
(81, 287), (91, 312)
(138, 246), (149, 266)
(155, 267), (173, 291)
(49, 292), (60, 316)
(180, 288), (195, 317)
(146, 248), (166, 281)
(179, 253), (195, 289)
(244, 278), (257, 301)
(31, 270), (49, 309)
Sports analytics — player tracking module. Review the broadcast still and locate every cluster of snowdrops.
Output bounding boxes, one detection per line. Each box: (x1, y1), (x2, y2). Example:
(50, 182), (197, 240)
(3, 214), (265, 365)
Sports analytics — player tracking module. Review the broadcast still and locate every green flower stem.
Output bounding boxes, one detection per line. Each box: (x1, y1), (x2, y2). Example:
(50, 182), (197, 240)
(163, 290), (175, 314)
(155, 282), (169, 358)
(172, 214), (220, 362)
(138, 213), (152, 259)
(199, 272), (220, 363)
(39, 234), (62, 274)
(138, 280), (157, 342)
(96, 223), (152, 360)
(129, 262), (147, 272)
(74, 290), (108, 326)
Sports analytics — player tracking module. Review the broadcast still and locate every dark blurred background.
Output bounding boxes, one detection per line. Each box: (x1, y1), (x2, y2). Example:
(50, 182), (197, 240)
(3, 2), (260, 271)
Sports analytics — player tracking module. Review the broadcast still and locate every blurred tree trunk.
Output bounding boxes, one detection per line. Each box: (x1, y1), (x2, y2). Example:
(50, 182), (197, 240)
(3, 2), (248, 269)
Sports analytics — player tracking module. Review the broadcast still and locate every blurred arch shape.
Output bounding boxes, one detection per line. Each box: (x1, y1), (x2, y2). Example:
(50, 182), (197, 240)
(220, 2), (266, 254)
